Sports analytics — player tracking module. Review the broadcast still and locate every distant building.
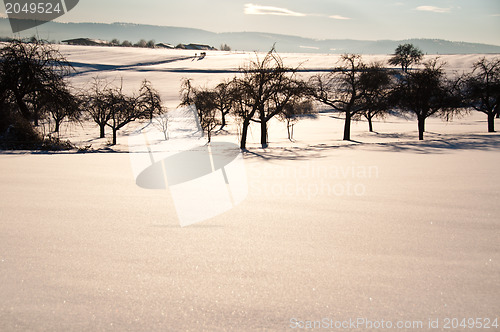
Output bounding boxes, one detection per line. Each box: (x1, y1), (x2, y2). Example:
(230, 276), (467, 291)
(62, 38), (110, 46)
(155, 43), (175, 49)
(175, 43), (217, 51)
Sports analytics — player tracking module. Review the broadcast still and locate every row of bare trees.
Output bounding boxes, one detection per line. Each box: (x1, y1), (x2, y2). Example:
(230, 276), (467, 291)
(1, 39), (498, 150)
(83, 78), (163, 145)
(309, 54), (461, 141)
(180, 49), (499, 148)
(180, 49), (314, 148)
(0, 39), (164, 148)
(315, 53), (498, 141)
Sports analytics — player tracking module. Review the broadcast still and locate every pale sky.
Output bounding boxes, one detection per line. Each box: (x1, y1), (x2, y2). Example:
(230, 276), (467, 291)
(44, 0), (500, 45)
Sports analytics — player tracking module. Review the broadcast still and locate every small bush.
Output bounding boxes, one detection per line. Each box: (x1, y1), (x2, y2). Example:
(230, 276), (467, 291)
(0, 115), (42, 149)
(39, 136), (75, 151)
(0, 116), (75, 151)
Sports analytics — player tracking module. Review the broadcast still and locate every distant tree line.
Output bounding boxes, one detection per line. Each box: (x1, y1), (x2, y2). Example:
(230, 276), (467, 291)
(0, 40), (499, 150)
(220, 44), (231, 51)
(110, 38), (156, 48)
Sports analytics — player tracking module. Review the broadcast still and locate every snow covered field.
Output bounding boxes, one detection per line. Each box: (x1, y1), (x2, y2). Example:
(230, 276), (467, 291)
(0, 46), (499, 331)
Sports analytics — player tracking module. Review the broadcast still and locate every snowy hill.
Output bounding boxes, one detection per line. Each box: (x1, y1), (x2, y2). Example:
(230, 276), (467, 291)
(2, 18), (500, 54)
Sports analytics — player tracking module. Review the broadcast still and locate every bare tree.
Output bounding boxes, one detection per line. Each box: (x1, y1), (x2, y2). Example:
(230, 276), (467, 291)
(309, 54), (366, 141)
(279, 99), (314, 141)
(232, 48), (307, 149)
(196, 94), (220, 143)
(462, 57), (500, 132)
(105, 83), (145, 145)
(179, 78), (195, 106)
(138, 79), (162, 120)
(180, 83), (220, 143)
(45, 83), (80, 133)
(391, 59), (459, 140)
(0, 39), (73, 126)
(356, 62), (394, 132)
(388, 43), (424, 73)
(84, 78), (112, 138)
(180, 79), (237, 142)
(232, 51), (281, 149)
(230, 78), (257, 150)
(212, 80), (234, 131)
(152, 107), (169, 140)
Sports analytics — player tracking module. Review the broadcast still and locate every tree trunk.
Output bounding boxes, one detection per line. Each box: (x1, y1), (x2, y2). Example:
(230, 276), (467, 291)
(54, 120), (60, 133)
(99, 124), (106, 138)
(343, 111), (351, 141)
(240, 119), (250, 150)
(34, 109), (39, 127)
(112, 128), (117, 145)
(418, 117), (425, 140)
(488, 112), (495, 132)
(260, 119), (268, 148)
(15, 93), (31, 120)
(220, 112), (226, 131)
(368, 116), (373, 132)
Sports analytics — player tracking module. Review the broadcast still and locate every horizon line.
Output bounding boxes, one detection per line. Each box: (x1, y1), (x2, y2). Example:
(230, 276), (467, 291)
(1, 17), (499, 47)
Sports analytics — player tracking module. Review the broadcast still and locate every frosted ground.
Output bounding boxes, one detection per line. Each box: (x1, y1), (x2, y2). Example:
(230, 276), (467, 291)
(0, 46), (499, 331)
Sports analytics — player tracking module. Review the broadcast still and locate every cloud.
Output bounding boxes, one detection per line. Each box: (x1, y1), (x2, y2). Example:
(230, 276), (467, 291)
(244, 4), (352, 21)
(329, 14), (351, 20)
(244, 3), (306, 17)
(416, 6), (451, 13)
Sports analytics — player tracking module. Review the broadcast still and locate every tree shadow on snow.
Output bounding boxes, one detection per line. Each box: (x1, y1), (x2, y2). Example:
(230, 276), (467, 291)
(305, 133), (500, 154)
(242, 147), (326, 161)
(370, 133), (500, 154)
